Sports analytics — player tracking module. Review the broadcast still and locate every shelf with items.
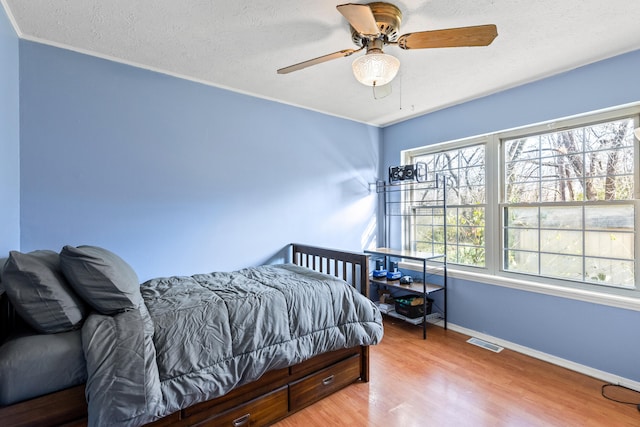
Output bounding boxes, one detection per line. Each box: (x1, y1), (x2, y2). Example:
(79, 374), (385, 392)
(365, 247), (446, 339)
(369, 276), (443, 294)
(367, 173), (447, 339)
(374, 301), (443, 326)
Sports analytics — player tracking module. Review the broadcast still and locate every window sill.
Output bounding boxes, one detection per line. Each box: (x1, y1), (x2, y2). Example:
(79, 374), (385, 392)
(398, 262), (640, 312)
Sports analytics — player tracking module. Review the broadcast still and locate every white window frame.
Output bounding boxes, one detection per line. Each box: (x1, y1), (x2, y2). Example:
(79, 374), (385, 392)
(403, 139), (488, 268)
(401, 104), (640, 311)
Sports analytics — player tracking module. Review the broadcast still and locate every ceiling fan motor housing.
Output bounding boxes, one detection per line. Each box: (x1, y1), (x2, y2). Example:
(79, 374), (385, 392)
(350, 2), (402, 46)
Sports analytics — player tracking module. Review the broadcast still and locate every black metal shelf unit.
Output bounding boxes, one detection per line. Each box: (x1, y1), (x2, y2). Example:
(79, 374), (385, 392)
(366, 174), (447, 339)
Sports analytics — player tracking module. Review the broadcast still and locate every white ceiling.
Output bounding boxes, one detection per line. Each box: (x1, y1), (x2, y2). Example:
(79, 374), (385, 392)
(3, 1), (640, 127)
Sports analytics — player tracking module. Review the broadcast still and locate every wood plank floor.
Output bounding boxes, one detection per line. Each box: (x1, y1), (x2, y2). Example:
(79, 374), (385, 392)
(275, 318), (640, 426)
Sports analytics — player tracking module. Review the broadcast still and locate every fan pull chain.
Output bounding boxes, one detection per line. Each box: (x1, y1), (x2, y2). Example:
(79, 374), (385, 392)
(399, 73), (402, 110)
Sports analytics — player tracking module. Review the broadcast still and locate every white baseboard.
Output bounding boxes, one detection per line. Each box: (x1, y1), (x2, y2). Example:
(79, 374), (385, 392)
(443, 322), (640, 392)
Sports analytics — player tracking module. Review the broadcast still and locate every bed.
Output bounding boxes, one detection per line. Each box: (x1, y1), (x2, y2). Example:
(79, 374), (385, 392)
(0, 243), (382, 427)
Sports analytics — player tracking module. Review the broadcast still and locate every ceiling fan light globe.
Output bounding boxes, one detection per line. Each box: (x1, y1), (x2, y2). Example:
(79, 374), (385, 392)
(352, 53), (400, 86)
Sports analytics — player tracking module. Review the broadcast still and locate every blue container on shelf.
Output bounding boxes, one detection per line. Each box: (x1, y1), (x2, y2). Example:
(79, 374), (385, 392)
(372, 258), (387, 278)
(386, 261), (401, 280)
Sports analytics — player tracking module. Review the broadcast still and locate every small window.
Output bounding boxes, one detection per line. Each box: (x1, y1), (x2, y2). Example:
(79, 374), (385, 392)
(411, 144), (486, 267)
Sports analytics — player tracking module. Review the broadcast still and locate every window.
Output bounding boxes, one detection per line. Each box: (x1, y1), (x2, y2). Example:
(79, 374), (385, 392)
(503, 118), (636, 289)
(410, 144), (486, 268)
(404, 107), (639, 293)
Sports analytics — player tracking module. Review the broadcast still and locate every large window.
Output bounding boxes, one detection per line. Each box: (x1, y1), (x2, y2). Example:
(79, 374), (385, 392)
(503, 118), (635, 289)
(405, 107), (639, 293)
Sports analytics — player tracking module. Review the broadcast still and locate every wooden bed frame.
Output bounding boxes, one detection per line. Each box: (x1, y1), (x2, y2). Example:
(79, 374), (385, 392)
(0, 243), (371, 427)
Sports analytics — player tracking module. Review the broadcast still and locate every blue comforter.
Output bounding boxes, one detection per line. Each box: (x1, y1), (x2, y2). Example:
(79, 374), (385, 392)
(81, 264), (383, 426)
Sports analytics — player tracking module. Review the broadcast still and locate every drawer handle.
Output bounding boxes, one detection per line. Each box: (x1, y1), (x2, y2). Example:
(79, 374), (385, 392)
(232, 413), (250, 427)
(322, 375), (335, 386)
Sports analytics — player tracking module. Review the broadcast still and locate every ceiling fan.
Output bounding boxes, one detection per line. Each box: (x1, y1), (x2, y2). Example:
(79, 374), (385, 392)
(277, 2), (498, 87)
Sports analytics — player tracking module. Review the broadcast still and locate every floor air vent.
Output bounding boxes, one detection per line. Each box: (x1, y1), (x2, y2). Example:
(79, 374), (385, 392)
(467, 337), (504, 353)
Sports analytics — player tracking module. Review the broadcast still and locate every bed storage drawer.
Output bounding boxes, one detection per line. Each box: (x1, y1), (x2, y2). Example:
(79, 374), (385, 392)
(182, 367), (289, 419)
(193, 386), (288, 427)
(290, 346), (360, 377)
(289, 354), (361, 411)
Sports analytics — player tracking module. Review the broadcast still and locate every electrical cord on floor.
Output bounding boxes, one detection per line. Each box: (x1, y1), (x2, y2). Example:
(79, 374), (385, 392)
(601, 383), (640, 412)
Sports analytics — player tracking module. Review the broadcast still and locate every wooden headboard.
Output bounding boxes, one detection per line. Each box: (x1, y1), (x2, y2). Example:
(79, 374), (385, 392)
(291, 243), (370, 298)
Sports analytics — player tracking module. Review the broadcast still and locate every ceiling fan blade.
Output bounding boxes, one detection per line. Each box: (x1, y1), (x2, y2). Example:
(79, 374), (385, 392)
(277, 48), (361, 74)
(397, 24), (498, 49)
(336, 3), (380, 36)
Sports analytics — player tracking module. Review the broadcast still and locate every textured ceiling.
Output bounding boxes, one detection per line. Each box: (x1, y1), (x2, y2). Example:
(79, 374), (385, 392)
(3, 0), (640, 126)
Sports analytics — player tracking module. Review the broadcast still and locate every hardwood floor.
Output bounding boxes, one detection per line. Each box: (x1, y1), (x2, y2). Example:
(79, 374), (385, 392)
(275, 318), (640, 426)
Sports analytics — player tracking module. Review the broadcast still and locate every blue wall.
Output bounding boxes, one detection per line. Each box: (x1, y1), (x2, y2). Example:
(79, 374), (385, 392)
(382, 49), (640, 382)
(0, 6), (20, 254)
(18, 41), (380, 280)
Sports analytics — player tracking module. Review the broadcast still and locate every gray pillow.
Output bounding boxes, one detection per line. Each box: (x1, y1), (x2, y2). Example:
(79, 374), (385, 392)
(1, 250), (87, 333)
(59, 245), (142, 315)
